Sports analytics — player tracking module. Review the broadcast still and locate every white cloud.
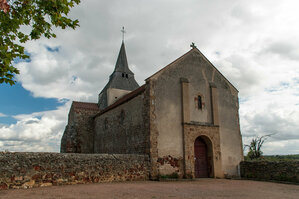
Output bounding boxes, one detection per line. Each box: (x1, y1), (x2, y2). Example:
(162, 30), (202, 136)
(1, 0), (298, 154)
(0, 102), (71, 152)
(240, 78), (299, 154)
(0, 113), (6, 117)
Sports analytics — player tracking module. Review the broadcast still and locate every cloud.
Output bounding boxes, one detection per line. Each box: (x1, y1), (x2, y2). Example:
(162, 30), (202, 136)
(0, 113), (6, 117)
(263, 41), (299, 60)
(263, 140), (299, 155)
(2, 0), (298, 154)
(0, 102), (71, 152)
(240, 78), (299, 154)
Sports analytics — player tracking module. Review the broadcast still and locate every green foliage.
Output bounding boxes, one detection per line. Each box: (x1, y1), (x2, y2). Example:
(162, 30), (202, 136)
(244, 154), (299, 162)
(159, 172), (179, 179)
(262, 154), (299, 161)
(245, 134), (271, 160)
(0, 0), (80, 85)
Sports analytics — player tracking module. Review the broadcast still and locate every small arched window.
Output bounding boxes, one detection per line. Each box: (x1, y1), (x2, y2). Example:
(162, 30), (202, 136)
(104, 118), (108, 129)
(120, 110), (125, 124)
(122, 73), (124, 77)
(126, 74), (128, 78)
(198, 95), (202, 110)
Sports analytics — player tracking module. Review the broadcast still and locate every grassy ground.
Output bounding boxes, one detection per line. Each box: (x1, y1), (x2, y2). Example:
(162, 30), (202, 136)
(244, 154), (299, 161)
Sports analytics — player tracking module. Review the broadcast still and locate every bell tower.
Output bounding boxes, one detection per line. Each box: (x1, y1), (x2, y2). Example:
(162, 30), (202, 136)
(98, 31), (139, 109)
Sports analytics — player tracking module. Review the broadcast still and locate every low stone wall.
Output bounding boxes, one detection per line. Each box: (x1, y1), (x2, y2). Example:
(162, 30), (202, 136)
(240, 161), (299, 183)
(0, 152), (150, 190)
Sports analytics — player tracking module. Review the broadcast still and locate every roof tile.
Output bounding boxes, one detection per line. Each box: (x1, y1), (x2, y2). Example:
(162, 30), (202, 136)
(72, 101), (100, 111)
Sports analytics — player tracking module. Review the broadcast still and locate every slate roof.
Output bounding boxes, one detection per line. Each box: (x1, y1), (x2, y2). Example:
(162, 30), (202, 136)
(98, 42), (139, 109)
(72, 101), (100, 111)
(114, 42), (134, 75)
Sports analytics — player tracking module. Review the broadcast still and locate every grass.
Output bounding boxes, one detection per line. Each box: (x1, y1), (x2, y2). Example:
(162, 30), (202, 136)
(244, 154), (299, 161)
(159, 173), (179, 179)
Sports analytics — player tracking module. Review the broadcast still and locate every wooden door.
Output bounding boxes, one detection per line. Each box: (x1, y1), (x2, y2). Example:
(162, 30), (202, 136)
(194, 137), (208, 178)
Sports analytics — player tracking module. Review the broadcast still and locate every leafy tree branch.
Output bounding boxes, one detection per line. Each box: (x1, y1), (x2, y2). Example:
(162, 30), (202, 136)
(0, 0), (81, 85)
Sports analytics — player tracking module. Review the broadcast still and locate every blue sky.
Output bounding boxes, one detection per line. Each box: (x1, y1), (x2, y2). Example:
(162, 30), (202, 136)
(0, 0), (298, 154)
(0, 83), (64, 124)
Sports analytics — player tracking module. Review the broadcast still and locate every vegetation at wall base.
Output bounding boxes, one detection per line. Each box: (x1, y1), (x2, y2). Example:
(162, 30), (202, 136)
(159, 173), (179, 180)
(244, 154), (299, 161)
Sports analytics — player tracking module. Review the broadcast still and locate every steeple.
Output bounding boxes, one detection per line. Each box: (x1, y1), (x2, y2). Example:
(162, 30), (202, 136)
(98, 41), (139, 109)
(114, 41), (134, 75)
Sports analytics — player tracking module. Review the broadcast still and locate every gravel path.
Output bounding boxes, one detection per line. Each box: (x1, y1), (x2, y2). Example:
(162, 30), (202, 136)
(0, 179), (298, 199)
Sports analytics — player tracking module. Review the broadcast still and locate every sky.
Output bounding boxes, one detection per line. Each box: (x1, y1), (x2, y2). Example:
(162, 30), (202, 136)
(0, 0), (298, 155)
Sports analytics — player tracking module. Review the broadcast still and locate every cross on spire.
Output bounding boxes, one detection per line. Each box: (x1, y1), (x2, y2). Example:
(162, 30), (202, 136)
(190, 42), (197, 49)
(121, 26), (126, 42)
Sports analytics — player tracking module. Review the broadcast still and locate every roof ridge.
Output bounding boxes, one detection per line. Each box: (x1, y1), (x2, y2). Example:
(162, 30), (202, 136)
(145, 47), (238, 92)
(145, 48), (195, 81)
(73, 101), (97, 104)
(72, 101), (100, 111)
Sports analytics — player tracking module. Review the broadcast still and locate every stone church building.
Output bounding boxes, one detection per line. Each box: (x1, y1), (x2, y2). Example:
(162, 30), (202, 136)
(61, 41), (243, 179)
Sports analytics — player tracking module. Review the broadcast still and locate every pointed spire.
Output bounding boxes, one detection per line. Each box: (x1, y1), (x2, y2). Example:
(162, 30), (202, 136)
(114, 41), (134, 75)
(98, 41), (139, 109)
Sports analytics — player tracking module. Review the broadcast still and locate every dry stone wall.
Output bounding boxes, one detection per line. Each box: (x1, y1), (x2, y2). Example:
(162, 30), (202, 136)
(240, 161), (299, 183)
(0, 152), (150, 190)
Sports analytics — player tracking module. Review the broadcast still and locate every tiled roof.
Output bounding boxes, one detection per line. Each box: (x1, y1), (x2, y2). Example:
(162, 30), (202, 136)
(95, 84), (146, 117)
(72, 101), (100, 111)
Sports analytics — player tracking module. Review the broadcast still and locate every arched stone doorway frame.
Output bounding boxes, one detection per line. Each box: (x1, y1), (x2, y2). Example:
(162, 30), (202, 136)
(183, 123), (223, 178)
(194, 135), (214, 178)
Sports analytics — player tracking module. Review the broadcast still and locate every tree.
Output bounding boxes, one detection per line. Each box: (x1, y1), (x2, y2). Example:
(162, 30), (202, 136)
(0, 0), (81, 85)
(245, 134), (272, 160)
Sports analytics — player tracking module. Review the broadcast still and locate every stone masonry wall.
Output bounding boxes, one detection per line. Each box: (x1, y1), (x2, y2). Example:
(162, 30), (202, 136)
(94, 92), (150, 155)
(240, 161), (299, 183)
(147, 48), (243, 178)
(0, 152), (149, 190)
(61, 106), (98, 153)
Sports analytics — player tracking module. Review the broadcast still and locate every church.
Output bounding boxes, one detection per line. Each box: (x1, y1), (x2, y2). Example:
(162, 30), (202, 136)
(61, 41), (244, 179)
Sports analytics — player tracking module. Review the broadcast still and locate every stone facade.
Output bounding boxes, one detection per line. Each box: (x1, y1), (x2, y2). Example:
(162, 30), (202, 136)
(94, 85), (150, 154)
(60, 44), (243, 180)
(145, 48), (243, 178)
(61, 102), (99, 153)
(0, 152), (149, 190)
(240, 161), (299, 183)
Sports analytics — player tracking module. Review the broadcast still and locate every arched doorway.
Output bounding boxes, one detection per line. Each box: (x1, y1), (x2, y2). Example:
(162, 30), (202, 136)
(194, 137), (209, 178)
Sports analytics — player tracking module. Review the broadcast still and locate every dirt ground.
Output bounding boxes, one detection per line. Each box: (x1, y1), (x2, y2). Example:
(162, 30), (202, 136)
(0, 179), (298, 199)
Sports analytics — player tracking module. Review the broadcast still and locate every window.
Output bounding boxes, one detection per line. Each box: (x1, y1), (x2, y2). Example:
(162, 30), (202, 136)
(120, 110), (125, 124)
(198, 95), (202, 110)
(126, 74), (128, 78)
(122, 73), (124, 77)
(104, 118), (108, 129)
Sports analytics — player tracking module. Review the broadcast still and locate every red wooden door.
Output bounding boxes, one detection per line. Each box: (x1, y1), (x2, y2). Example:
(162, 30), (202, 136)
(194, 137), (208, 178)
